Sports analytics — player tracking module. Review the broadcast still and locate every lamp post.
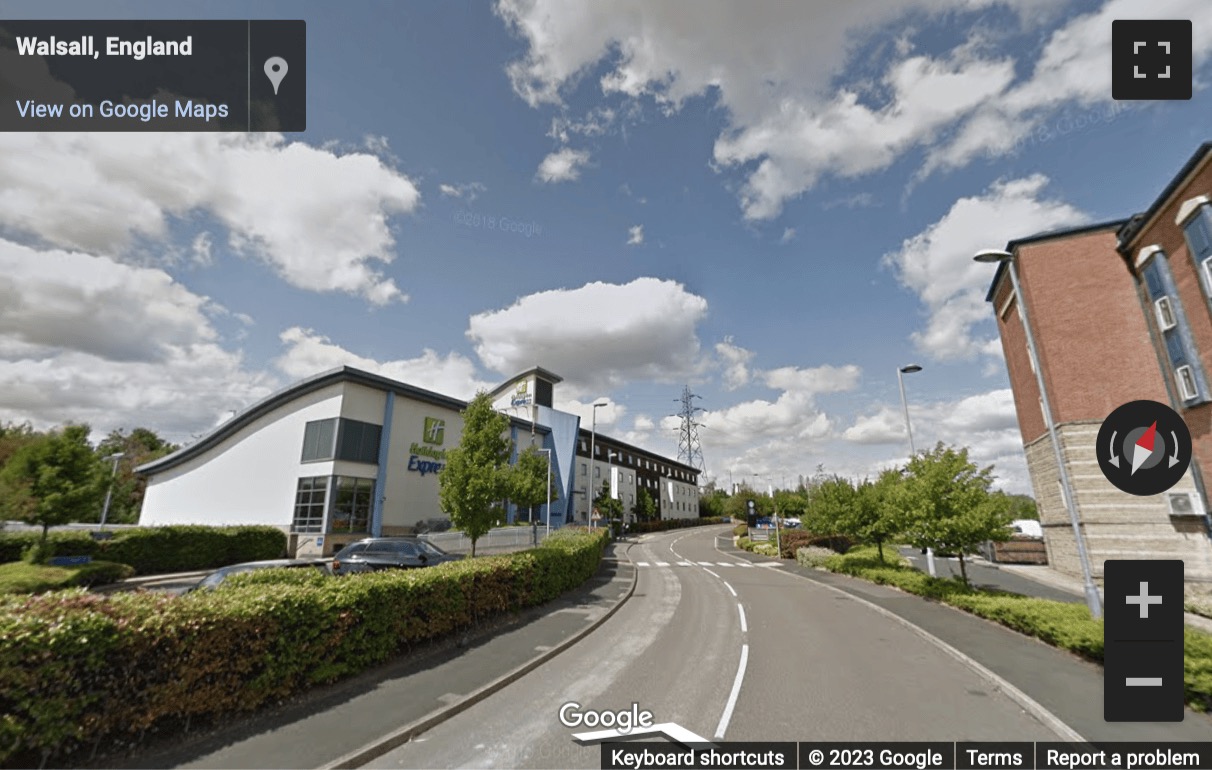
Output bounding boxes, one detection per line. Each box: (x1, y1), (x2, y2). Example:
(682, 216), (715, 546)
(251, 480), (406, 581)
(897, 364), (933, 576)
(538, 447), (552, 541)
(99, 452), (125, 529)
(589, 402), (607, 528)
(975, 248), (1102, 618)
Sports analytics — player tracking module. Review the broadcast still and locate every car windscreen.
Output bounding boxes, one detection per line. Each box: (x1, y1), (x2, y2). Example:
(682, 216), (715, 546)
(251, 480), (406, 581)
(417, 541), (447, 557)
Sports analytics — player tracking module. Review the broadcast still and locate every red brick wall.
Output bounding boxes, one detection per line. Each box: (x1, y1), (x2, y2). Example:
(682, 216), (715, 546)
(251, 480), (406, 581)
(995, 228), (1168, 445)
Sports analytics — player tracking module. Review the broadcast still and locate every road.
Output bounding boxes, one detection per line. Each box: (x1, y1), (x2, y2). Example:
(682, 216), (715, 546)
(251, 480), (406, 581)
(365, 526), (1065, 770)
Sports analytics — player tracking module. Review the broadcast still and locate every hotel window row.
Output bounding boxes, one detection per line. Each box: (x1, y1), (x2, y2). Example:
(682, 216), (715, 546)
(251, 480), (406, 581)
(1139, 249), (1211, 404)
(291, 475), (376, 534)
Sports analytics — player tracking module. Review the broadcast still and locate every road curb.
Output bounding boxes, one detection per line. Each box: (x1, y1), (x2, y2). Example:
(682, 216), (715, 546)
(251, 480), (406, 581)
(713, 536), (1086, 743)
(317, 547), (639, 770)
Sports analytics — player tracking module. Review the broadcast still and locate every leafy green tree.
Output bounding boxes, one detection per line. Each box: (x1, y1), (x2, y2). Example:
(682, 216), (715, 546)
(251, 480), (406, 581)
(803, 475), (856, 537)
(895, 442), (1014, 585)
(0, 424), (105, 550)
(773, 488), (808, 520)
(723, 486), (773, 519)
(0, 421), (41, 471)
(438, 392), (513, 556)
(634, 487), (658, 522)
(699, 487), (730, 519)
(593, 481), (624, 526)
(92, 427), (179, 524)
(990, 490), (1038, 521)
(508, 445), (559, 524)
(845, 470), (903, 563)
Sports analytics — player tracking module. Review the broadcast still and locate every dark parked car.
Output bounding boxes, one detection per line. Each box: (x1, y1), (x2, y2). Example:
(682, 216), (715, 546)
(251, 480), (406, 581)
(190, 558), (332, 591)
(332, 537), (461, 575)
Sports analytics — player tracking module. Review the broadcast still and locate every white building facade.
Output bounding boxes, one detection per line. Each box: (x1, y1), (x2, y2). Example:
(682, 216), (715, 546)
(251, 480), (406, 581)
(137, 366), (700, 554)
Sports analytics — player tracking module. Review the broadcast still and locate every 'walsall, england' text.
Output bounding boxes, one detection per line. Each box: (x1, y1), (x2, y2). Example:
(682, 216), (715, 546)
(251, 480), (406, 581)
(15, 35), (193, 61)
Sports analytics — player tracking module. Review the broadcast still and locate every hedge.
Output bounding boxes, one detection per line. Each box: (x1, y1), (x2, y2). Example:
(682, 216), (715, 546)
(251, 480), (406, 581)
(0, 528), (608, 766)
(0, 526), (287, 575)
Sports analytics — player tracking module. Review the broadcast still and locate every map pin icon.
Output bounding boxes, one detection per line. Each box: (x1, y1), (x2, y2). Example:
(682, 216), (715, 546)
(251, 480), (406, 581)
(264, 57), (288, 95)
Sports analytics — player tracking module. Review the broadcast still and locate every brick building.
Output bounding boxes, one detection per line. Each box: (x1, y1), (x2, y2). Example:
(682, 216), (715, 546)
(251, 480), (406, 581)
(985, 223), (1211, 582)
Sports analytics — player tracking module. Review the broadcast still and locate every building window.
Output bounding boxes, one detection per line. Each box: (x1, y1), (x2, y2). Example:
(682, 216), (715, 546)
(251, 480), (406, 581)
(301, 419), (337, 462)
(292, 476), (327, 533)
(595, 466), (601, 478)
(1204, 256), (1212, 295)
(1178, 365), (1199, 401)
(336, 419), (382, 464)
(1155, 296), (1178, 331)
(330, 476), (374, 534)
(580, 462), (587, 475)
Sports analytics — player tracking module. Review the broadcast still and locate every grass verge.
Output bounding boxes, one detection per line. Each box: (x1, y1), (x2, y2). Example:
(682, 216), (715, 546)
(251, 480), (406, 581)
(0, 560), (135, 595)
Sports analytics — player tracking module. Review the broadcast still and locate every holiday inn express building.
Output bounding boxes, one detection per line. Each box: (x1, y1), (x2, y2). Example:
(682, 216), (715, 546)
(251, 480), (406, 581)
(136, 366), (700, 556)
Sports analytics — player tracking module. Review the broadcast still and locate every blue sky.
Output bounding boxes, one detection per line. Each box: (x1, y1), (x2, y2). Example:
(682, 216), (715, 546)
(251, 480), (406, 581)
(3, 0), (1211, 493)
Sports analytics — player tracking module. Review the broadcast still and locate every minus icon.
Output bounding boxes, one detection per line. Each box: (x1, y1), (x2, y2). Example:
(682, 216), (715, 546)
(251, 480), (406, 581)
(1126, 677), (1163, 686)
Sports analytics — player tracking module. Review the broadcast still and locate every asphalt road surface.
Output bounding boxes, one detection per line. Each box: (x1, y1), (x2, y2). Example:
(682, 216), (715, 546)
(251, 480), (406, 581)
(366, 527), (1065, 770)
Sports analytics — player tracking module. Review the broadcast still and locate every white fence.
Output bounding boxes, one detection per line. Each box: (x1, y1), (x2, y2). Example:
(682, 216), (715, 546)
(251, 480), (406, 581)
(420, 525), (550, 554)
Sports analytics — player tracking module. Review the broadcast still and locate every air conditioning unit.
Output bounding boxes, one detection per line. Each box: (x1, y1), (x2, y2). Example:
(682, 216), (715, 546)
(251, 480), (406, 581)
(1167, 492), (1203, 517)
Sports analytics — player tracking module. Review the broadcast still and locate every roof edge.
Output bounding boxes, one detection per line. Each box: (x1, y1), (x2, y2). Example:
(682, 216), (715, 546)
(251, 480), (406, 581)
(984, 218), (1132, 302)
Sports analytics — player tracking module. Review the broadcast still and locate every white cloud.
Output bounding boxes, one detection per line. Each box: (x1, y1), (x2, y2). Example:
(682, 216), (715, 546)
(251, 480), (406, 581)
(495, 0), (1077, 219)
(715, 336), (754, 390)
(0, 240), (276, 442)
(884, 174), (1087, 360)
(190, 232), (214, 266)
(439, 181), (487, 201)
(0, 132), (419, 305)
(626, 225), (644, 246)
(762, 364), (861, 395)
(466, 278), (709, 392)
(535, 147), (591, 183)
(921, 0), (1212, 176)
(274, 327), (495, 400)
(780, 228), (796, 244)
(557, 397), (627, 429)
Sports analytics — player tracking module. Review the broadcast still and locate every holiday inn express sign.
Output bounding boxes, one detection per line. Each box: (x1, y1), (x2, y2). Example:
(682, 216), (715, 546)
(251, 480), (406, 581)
(409, 417), (447, 476)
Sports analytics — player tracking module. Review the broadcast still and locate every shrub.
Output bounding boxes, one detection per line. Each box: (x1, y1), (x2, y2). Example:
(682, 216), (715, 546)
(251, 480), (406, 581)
(732, 523), (747, 538)
(795, 546), (834, 568)
(737, 536), (752, 551)
(21, 541), (54, 565)
(71, 561), (135, 587)
(777, 530), (812, 558)
(0, 529), (609, 765)
(0, 531), (98, 563)
(804, 534), (852, 553)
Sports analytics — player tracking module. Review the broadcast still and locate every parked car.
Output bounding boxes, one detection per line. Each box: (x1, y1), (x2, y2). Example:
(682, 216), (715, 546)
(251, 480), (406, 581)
(332, 537), (461, 575)
(190, 559), (332, 591)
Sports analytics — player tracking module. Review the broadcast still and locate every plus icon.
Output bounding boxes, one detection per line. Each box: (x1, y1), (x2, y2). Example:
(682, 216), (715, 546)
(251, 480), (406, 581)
(1126, 581), (1163, 618)
(1112, 20), (1192, 100)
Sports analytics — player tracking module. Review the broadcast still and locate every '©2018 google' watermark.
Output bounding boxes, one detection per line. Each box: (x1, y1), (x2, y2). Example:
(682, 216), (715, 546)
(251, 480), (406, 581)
(453, 210), (543, 238)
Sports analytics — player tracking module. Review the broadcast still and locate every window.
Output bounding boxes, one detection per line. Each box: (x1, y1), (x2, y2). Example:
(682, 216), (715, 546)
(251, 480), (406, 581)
(301, 419), (337, 462)
(595, 466), (601, 478)
(329, 476), (374, 534)
(580, 462), (587, 475)
(1204, 256), (1212, 295)
(1178, 365), (1199, 401)
(292, 476), (327, 533)
(336, 419), (382, 464)
(365, 540), (417, 555)
(1155, 296), (1178, 330)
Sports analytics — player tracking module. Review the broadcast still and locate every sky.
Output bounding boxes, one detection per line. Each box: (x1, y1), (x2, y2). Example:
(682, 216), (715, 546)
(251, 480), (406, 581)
(2, 0), (1211, 494)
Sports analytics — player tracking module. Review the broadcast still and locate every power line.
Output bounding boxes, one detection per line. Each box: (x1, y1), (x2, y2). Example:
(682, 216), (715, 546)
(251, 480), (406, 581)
(672, 385), (706, 473)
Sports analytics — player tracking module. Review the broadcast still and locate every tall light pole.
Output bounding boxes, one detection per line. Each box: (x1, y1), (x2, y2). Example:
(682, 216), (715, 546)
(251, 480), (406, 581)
(99, 452), (125, 529)
(975, 248), (1102, 618)
(897, 364), (933, 576)
(589, 402), (607, 528)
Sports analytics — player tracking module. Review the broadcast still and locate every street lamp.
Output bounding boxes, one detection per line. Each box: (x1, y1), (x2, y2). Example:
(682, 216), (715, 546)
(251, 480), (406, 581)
(588, 402), (608, 528)
(99, 452), (125, 529)
(538, 447), (552, 541)
(897, 364), (934, 576)
(975, 248), (1102, 618)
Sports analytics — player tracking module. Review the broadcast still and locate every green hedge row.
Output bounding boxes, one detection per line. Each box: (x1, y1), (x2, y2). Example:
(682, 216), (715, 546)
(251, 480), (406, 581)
(0, 526), (286, 575)
(807, 545), (1212, 712)
(629, 517), (729, 533)
(0, 528), (608, 766)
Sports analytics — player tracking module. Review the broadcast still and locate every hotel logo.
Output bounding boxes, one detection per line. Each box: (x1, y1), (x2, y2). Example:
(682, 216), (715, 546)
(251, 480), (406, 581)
(423, 417), (445, 445)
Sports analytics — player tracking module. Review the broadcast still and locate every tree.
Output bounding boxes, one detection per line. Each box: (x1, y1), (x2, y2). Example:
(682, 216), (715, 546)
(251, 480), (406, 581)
(845, 470), (903, 563)
(0, 421), (41, 470)
(438, 393), (513, 557)
(92, 427), (179, 524)
(635, 487), (658, 522)
(699, 487), (729, 519)
(508, 445), (559, 524)
(990, 490), (1038, 521)
(593, 481), (624, 526)
(0, 424), (104, 549)
(803, 475), (856, 537)
(894, 442), (1014, 585)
